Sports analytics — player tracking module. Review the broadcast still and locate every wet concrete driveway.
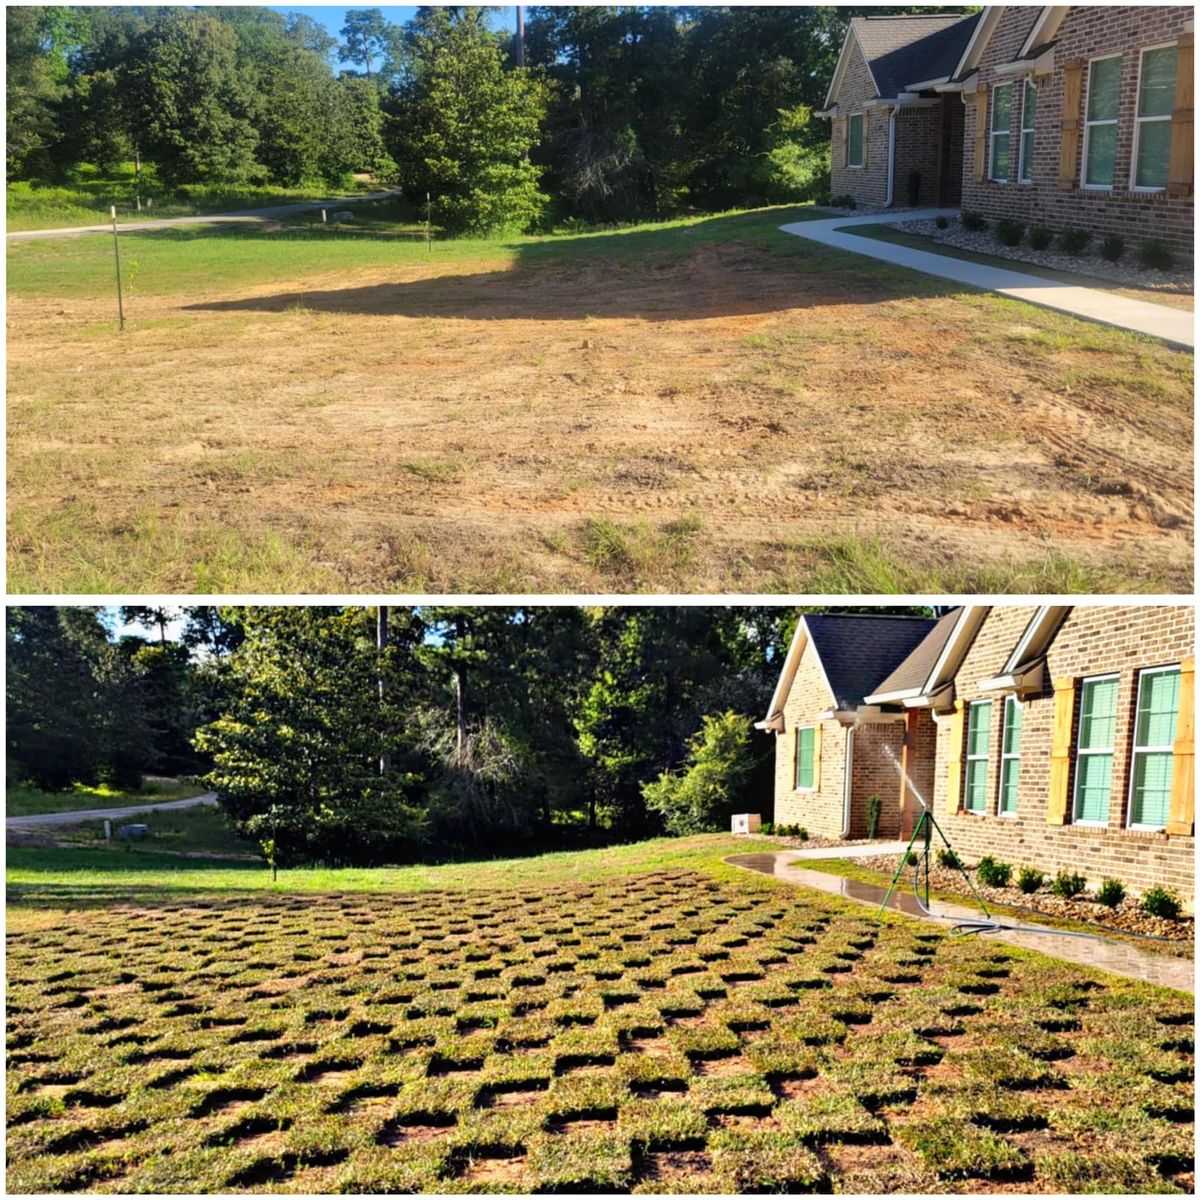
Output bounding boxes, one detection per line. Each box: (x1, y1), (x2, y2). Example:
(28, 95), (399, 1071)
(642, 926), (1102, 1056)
(727, 851), (1193, 994)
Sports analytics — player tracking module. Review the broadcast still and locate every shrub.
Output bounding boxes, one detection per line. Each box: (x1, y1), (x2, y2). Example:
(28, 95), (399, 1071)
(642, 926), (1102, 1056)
(760, 821), (774, 836)
(1059, 229), (1090, 255)
(797, 827), (809, 842)
(1096, 878), (1125, 908)
(976, 856), (1012, 888)
(996, 218), (1024, 246)
(1029, 225), (1053, 250)
(1050, 870), (1087, 900)
(831, 194), (858, 210)
(1141, 886), (1182, 920)
(1139, 239), (1175, 270)
(906, 170), (921, 208)
(935, 214), (949, 230)
(937, 848), (961, 871)
(1017, 867), (1045, 894)
(866, 795), (882, 840)
(1100, 233), (1124, 262)
(961, 211), (986, 231)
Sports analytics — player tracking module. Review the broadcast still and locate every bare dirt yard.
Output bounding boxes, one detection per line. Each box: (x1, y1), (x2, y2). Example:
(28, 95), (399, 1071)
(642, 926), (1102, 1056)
(7, 209), (1193, 592)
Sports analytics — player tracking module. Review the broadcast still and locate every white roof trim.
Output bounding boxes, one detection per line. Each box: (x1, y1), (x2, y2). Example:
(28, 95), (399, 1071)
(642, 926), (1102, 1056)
(905, 75), (950, 91)
(1001, 605), (1071, 675)
(759, 617), (838, 733)
(951, 5), (1004, 81)
(825, 23), (880, 111)
(1020, 6), (1067, 58)
(995, 46), (1055, 76)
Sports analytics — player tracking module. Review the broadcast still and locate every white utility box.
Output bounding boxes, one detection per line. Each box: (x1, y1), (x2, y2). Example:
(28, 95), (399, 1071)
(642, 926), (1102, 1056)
(731, 813), (761, 835)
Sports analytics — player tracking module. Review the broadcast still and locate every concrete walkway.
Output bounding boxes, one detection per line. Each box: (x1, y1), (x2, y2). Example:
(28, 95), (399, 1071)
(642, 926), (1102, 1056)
(728, 849), (1193, 993)
(6, 792), (218, 828)
(7, 189), (404, 242)
(780, 209), (1194, 350)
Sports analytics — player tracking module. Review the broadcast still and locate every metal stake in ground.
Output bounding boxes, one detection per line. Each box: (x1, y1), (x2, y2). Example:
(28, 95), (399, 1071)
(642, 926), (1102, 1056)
(426, 192), (432, 253)
(110, 205), (125, 331)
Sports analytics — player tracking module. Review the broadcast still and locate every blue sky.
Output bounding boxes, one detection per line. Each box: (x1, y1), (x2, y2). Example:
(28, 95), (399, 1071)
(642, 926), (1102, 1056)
(266, 4), (516, 53)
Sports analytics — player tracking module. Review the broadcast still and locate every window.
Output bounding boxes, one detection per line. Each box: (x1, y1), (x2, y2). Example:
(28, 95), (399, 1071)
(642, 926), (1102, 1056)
(848, 113), (864, 168)
(989, 83), (1012, 181)
(1133, 45), (1177, 190)
(1019, 79), (1037, 183)
(964, 700), (992, 812)
(795, 726), (815, 790)
(1072, 675), (1118, 823)
(999, 696), (1023, 814)
(1083, 55), (1122, 187)
(1128, 666), (1180, 828)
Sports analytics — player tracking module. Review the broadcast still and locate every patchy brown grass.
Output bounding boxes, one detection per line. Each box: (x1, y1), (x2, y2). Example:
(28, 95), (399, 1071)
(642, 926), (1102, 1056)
(6, 863), (1193, 1193)
(7, 223), (1193, 592)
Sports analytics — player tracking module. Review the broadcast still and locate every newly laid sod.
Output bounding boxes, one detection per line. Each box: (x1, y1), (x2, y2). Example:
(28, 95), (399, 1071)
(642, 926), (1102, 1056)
(6, 838), (1193, 1193)
(8, 205), (1192, 593)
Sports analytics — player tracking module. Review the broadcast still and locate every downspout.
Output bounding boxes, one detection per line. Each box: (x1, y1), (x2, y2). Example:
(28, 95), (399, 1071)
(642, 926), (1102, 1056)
(885, 108), (897, 207)
(841, 727), (855, 837)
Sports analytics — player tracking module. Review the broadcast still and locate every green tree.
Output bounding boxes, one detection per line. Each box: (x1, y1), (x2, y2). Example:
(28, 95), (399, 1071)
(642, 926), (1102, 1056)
(389, 9), (549, 234)
(339, 8), (395, 80)
(194, 608), (428, 866)
(642, 710), (753, 835)
(124, 11), (261, 185)
(6, 6), (71, 177)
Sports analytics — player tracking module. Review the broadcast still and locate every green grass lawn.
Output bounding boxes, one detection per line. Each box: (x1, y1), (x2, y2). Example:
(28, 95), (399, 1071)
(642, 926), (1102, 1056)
(5, 835), (1193, 1194)
(6, 780), (207, 818)
(6, 163), (384, 231)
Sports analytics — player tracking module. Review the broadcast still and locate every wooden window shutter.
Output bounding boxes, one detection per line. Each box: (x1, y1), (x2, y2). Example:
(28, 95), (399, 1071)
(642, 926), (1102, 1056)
(973, 85), (988, 182)
(1167, 34), (1194, 198)
(1167, 657), (1194, 835)
(1046, 677), (1076, 823)
(944, 700), (966, 811)
(812, 724), (823, 790)
(1058, 59), (1084, 190)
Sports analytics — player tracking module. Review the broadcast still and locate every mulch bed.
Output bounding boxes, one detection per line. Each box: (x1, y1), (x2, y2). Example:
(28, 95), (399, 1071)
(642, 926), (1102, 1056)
(852, 854), (1194, 944)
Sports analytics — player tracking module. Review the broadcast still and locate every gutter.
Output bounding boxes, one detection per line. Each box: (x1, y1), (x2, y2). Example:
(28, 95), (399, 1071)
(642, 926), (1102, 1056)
(885, 108), (897, 207)
(841, 727), (855, 838)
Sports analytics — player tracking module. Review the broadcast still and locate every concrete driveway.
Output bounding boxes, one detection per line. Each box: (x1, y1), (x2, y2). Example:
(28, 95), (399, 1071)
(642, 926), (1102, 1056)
(6, 792), (218, 827)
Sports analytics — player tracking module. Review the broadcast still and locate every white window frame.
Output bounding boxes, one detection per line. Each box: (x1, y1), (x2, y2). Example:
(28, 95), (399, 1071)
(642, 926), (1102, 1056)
(963, 699), (992, 814)
(989, 82), (1013, 183)
(1130, 42), (1177, 193)
(1018, 78), (1037, 184)
(998, 695), (1022, 816)
(794, 724), (816, 792)
(847, 113), (864, 169)
(1081, 53), (1122, 191)
(1071, 672), (1119, 827)
(1126, 664), (1179, 831)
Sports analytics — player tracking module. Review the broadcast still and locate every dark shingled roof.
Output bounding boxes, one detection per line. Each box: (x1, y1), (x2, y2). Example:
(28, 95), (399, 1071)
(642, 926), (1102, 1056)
(866, 608), (963, 700)
(805, 614), (938, 710)
(851, 12), (981, 96)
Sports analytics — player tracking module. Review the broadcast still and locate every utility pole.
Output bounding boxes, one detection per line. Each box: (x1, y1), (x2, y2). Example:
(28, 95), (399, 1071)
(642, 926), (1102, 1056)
(377, 606), (390, 775)
(515, 5), (525, 67)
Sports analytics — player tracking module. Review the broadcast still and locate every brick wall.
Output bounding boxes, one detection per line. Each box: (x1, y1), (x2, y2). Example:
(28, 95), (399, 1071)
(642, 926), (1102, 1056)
(846, 721), (906, 838)
(961, 6), (1193, 254)
(893, 105), (944, 207)
(932, 606), (1195, 908)
(830, 36), (890, 206)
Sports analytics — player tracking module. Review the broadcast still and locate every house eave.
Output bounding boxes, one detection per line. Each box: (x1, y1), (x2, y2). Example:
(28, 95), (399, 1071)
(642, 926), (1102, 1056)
(978, 659), (1047, 697)
(995, 46), (1056, 77)
(904, 75), (949, 92)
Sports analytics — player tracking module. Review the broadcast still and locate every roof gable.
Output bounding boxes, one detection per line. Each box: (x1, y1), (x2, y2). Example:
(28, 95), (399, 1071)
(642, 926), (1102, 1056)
(863, 606), (991, 709)
(852, 12), (982, 97)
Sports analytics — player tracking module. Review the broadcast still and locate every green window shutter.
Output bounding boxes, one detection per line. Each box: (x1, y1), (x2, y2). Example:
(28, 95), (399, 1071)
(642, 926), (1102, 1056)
(1130, 667), (1180, 827)
(795, 727), (815, 789)
(999, 696), (1022, 814)
(1073, 677), (1117, 822)
(964, 700), (992, 813)
(1020, 81), (1037, 182)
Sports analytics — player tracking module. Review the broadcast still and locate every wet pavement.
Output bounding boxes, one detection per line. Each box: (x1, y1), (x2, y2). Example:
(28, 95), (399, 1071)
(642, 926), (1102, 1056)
(727, 850), (1194, 994)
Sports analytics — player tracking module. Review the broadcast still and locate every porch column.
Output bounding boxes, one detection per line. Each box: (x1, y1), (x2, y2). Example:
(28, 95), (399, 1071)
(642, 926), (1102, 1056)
(899, 710), (919, 838)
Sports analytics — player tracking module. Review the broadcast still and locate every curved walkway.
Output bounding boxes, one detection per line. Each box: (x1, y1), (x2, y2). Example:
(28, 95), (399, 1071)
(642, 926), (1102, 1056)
(780, 209), (1193, 350)
(6, 792), (218, 828)
(728, 849), (1192, 993)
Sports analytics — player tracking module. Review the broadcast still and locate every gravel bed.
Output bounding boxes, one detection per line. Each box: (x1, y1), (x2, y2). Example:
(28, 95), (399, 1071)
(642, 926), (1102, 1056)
(889, 216), (1193, 295)
(854, 853), (1194, 943)
(743, 832), (888, 851)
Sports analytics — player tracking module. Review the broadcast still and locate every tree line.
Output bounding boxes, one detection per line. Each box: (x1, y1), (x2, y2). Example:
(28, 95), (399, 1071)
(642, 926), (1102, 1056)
(7, 605), (809, 864)
(7, 5), (937, 235)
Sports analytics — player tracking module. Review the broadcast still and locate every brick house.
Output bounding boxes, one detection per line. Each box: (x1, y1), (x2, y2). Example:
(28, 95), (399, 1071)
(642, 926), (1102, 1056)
(863, 605), (1195, 907)
(756, 612), (949, 839)
(821, 7), (1194, 254)
(820, 13), (980, 207)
